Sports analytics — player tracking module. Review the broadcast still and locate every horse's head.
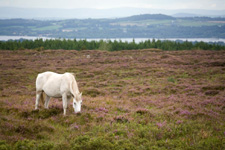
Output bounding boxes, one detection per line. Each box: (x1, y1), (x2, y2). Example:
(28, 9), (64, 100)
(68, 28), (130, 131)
(73, 92), (82, 113)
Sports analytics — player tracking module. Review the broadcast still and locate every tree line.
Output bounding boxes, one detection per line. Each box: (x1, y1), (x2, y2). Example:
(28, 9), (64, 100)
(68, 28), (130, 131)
(0, 38), (224, 51)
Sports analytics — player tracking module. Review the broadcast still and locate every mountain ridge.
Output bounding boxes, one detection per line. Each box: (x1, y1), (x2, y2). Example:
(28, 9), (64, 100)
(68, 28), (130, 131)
(0, 13), (225, 38)
(1, 7), (225, 19)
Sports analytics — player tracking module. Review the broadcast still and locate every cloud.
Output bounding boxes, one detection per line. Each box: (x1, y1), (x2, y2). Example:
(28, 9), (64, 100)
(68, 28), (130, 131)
(0, 0), (224, 10)
(211, 4), (217, 8)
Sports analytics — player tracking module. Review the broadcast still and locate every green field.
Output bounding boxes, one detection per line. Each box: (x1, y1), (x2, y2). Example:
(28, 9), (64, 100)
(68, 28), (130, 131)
(175, 19), (225, 27)
(111, 20), (173, 26)
(33, 25), (62, 31)
(111, 19), (225, 27)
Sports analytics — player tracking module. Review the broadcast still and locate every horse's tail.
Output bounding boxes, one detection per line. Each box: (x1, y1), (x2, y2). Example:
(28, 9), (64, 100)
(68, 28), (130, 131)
(40, 92), (45, 105)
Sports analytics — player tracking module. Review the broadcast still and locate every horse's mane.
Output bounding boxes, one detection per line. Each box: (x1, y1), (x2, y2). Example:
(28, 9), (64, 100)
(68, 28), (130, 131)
(69, 73), (80, 97)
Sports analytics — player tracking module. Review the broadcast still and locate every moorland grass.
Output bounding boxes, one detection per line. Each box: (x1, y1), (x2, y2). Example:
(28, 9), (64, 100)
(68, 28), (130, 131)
(0, 49), (224, 149)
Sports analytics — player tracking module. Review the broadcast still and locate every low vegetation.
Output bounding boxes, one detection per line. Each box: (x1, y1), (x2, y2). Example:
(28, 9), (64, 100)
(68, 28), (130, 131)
(0, 49), (224, 149)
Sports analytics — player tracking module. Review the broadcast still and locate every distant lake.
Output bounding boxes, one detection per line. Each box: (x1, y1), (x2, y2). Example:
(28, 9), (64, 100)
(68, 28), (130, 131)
(0, 35), (225, 43)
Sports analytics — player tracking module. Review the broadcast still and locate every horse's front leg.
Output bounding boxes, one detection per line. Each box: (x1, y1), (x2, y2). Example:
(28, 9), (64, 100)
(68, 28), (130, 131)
(62, 93), (68, 115)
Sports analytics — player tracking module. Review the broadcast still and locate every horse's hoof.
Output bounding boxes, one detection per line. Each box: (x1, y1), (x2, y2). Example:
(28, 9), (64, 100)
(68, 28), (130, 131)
(75, 112), (81, 115)
(32, 109), (39, 113)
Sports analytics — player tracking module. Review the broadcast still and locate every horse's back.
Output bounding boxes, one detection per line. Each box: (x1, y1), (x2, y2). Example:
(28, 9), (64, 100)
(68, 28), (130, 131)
(36, 72), (75, 94)
(36, 72), (57, 91)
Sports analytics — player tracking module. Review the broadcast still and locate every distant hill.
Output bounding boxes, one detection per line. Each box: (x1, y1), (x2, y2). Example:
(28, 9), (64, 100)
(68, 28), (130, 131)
(116, 14), (175, 22)
(172, 13), (199, 18)
(0, 14), (225, 38)
(1, 7), (225, 19)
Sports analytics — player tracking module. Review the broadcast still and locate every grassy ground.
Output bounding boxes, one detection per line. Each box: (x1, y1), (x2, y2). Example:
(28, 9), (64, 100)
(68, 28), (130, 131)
(0, 49), (224, 150)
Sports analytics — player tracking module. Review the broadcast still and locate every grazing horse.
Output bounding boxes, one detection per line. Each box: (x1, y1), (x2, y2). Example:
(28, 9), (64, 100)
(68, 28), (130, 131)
(35, 71), (82, 115)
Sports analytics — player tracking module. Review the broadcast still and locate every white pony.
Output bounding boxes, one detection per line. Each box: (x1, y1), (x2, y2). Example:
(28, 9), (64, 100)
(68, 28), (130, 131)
(35, 71), (82, 115)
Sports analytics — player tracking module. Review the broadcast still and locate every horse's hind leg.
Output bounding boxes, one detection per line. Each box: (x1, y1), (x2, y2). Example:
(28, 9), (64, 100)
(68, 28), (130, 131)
(35, 91), (42, 109)
(44, 95), (51, 109)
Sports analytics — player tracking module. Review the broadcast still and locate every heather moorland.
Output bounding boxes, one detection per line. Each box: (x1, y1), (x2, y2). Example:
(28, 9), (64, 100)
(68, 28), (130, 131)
(0, 49), (224, 149)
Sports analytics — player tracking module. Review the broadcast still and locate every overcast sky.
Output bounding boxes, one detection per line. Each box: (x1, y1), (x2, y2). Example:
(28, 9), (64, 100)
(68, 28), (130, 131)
(0, 0), (225, 10)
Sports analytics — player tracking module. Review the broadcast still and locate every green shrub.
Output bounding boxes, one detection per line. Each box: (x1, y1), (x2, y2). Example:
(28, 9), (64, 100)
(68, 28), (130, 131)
(71, 135), (114, 150)
(14, 140), (54, 150)
(37, 142), (54, 150)
(194, 137), (224, 150)
(0, 141), (10, 150)
(35, 46), (44, 51)
(114, 139), (136, 150)
(53, 142), (70, 150)
(14, 139), (36, 150)
(167, 77), (176, 83)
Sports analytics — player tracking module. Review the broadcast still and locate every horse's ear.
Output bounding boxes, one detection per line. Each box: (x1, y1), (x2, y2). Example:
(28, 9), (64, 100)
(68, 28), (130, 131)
(71, 73), (75, 77)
